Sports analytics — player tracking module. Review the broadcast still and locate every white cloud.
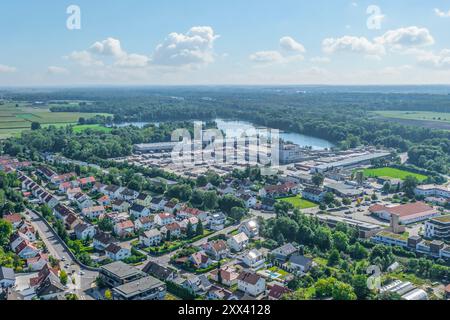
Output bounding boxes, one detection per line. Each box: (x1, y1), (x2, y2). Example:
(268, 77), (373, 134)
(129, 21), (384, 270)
(0, 64), (16, 73)
(115, 54), (149, 68)
(279, 36), (306, 53)
(67, 50), (104, 67)
(152, 26), (219, 67)
(375, 26), (434, 50)
(434, 8), (450, 18)
(89, 37), (126, 58)
(47, 66), (69, 75)
(249, 51), (284, 64)
(322, 36), (385, 56)
(416, 49), (450, 69)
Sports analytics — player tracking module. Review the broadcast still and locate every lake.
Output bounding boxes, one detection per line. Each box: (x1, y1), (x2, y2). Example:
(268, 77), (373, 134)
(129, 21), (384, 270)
(214, 119), (334, 150)
(113, 118), (335, 150)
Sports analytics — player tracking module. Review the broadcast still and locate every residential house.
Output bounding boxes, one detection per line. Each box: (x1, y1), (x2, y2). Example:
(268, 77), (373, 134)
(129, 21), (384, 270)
(164, 201), (181, 214)
(284, 254), (313, 273)
(129, 204), (150, 219)
(202, 240), (228, 260)
(239, 220), (259, 238)
(149, 197), (167, 212)
(118, 188), (139, 202)
(189, 252), (214, 269)
(3, 213), (23, 229)
(74, 223), (96, 240)
(237, 271), (266, 297)
(35, 275), (65, 300)
(271, 243), (298, 263)
(268, 284), (292, 300)
(207, 286), (238, 300)
(135, 193), (152, 207)
(161, 222), (182, 239)
(259, 182), (299, 199)
(81, 205), (105, 220)
(26, 253), (49, 272)
(0, 267), (15, 288)
(210, 266), (239, 287)
(302, 187), (326, 203)
(242, 249), (266, 270)
(142, 261), (177, 282)
(97, 195), (111, 206)
(261, 198), (276, 211)
(15, 240), (39, 259)
(112, 200), (130, 213)
(114, 220), (135, 238)
(134, 216), (154, 231)
(139, 229), (162, 247)
(155, 213), (175, 226)
(240, 194), (257, 209)
(182, 275), (212, 295)
(227, 232), (249, 252)
(178, 206), (208, 221)
(105, 243), (131, 261)
(209, 212), (226, 231)
(93, 232), (117, 251)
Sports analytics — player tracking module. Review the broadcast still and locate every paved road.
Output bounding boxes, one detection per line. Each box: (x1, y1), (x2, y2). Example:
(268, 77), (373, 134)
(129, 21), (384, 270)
(25, 208), (98, 300)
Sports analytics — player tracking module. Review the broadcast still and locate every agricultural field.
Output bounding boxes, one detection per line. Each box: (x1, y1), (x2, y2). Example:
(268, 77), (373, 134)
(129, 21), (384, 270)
(361, 167), (428, 182)
(373, 110), (450, 130)
(0, 102), (111, 138)
(278, 195), (318, 209)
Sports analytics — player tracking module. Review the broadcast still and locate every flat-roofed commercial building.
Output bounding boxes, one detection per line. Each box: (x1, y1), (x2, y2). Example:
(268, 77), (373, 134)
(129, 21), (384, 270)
(369, 202), (440, 225)
(100, 261), (146, 287)
(425, 215), (450, 241)
(310, 152), (391, 174)
(318, 215), (383, 239)
(112, 276), (166, 300)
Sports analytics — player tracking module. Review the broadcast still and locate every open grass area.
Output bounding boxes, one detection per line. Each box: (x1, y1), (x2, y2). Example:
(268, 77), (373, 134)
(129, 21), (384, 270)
(278, 195), (318, 209)
(72, 124), (112, 133)
(374, 110), (450, 123)
(0, 102), (112, 138)
(362, 167), (428, 182)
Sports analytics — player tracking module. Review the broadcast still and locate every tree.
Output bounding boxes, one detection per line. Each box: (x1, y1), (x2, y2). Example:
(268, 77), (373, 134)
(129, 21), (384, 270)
(382, 182), (391, 194)
(196, 220), (204, 236)
(328, 249), (341, 266)
(312, 174), (325, 187)
(218, 195), (245, 214)
(274, 201), (293, 217)
(203, 191), (218, 210)
(403, 176), (419, 198)
(31, 122), (41, 131)
(332, 281), (357, 300)
(60, 270), (68, 286)
(98, 217), (114, 232)
(332, 231), (349, 252)
(0, 219), (13, 246)
(196, 175), (208, 187)
(323, 192), (335, 205)
(349, 242), (368, 260)
(352, 275), (370, 300)
(105, 289), (113, 300)
(186, 221), (194, 238)
(230, 207), (247, 222)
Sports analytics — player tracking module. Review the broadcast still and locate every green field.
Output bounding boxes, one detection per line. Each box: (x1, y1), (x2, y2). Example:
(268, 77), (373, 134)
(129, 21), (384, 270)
(374, 111), (450, 123)
(0, 102), (112, 138)
(278, 196), (318, 209)
(362, 167), (428, 182)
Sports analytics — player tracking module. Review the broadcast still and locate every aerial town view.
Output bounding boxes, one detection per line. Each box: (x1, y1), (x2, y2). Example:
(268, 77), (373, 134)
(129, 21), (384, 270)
(0, 0), (449, 312)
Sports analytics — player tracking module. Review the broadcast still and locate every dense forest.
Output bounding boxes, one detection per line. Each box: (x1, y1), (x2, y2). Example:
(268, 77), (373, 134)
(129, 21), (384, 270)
(2, 87), (450, 174)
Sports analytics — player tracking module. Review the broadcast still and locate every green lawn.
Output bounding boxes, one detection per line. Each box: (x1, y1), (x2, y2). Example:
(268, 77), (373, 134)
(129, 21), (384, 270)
(278, 195), (318, 209)
(362, 167), (428, 182)
(72, 124), (112, 133)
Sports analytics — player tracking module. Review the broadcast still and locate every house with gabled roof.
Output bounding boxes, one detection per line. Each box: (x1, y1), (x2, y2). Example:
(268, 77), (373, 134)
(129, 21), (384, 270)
(237, 271), (266, 297)
(129, 203), (150, 218)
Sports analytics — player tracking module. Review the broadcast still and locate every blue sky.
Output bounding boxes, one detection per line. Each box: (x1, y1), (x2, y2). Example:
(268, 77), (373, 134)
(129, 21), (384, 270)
(1, 0), (450, 85)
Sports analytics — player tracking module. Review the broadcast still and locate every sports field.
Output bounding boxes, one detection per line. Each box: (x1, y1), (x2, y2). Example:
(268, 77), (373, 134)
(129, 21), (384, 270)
(278, 196), (318, 209)
(361, 167), (428, 182)
(0, 102), (111, 138)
